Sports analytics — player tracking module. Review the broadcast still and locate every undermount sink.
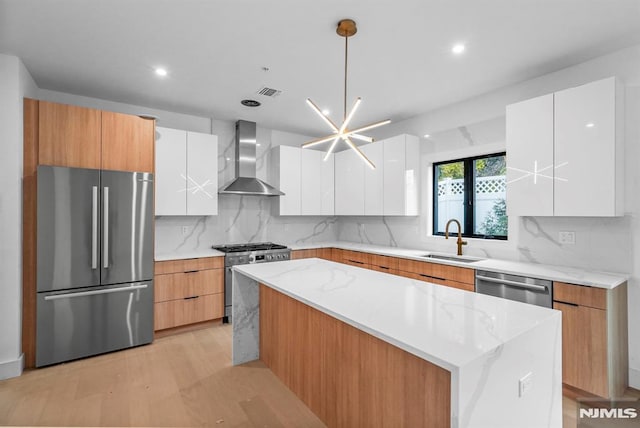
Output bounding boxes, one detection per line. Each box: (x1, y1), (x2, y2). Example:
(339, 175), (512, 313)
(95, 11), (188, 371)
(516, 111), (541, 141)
(420, 253), (484, 263)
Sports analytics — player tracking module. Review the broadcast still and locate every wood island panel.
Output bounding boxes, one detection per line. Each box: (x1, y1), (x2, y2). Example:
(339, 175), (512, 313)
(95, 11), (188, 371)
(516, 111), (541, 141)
(259, 284), (451, 428)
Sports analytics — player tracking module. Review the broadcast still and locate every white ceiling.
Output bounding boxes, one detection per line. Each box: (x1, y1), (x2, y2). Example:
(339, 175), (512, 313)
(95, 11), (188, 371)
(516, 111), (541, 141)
(1, 0), (639, 136)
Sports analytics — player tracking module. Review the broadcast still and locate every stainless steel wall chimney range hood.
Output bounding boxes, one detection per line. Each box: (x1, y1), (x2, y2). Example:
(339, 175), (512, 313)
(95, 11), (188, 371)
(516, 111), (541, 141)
(218, 120), (284, 196)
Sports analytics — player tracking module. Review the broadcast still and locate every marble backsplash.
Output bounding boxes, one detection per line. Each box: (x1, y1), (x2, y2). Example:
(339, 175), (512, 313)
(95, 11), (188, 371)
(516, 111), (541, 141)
(155, 122), (339, 253)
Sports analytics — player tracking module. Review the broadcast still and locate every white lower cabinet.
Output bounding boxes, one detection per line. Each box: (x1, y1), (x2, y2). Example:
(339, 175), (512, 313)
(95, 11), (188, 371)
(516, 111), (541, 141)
(506, 77), (623, 217)
(155, 127), (218, 216)
(271, 146), (334, 215)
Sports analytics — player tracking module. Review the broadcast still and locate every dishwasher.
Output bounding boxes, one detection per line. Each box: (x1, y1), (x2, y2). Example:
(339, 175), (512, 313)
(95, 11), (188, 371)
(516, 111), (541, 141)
(475, 270), (553, 308)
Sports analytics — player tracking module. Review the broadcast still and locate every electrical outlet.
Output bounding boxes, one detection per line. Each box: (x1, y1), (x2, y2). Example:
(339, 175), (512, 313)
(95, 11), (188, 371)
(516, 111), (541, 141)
(519, 372), (533, 397)
(181, 226), (190, 235)
(558, 231), (576, 245)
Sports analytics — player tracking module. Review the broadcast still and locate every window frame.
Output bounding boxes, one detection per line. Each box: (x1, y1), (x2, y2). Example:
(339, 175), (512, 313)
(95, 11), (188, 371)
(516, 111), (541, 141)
(432, 151), (507, 240)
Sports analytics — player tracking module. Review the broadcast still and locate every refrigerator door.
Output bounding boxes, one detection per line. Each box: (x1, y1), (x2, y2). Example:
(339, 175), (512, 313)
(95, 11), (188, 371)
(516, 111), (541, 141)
(100, 170), (154, 285)
(37, 166), (101, 292)
(36, 281), (154, 367)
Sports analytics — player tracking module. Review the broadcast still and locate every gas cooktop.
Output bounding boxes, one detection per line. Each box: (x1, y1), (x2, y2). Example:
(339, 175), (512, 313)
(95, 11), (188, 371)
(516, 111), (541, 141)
(211, 242), (289, 253)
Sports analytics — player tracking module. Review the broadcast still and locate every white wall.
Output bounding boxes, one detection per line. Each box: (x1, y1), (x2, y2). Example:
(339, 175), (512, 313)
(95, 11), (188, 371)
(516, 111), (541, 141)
(339, 44), (640, 388)
(0, 54), (37, 379)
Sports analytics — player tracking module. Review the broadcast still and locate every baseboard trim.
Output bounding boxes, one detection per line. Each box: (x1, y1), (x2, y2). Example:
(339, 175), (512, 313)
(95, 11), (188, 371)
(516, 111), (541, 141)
(0, 353), (24, 380)
(630, 367), (640, 390)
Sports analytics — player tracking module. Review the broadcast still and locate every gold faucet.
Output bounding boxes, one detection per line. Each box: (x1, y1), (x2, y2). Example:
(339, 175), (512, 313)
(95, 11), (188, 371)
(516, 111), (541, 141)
(445, 219), (467, 256)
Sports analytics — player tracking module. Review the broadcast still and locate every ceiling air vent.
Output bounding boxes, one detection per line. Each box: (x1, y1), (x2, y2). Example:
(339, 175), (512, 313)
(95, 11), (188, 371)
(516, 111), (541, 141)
(256, 86), (282, 97)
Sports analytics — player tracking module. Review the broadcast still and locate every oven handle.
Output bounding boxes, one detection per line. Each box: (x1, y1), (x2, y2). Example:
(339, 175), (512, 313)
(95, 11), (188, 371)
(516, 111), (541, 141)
(476, 275), (548, 292)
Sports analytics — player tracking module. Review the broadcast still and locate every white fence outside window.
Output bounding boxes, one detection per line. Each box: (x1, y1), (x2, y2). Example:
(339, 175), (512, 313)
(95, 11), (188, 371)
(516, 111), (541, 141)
(436, 176), (506, 234)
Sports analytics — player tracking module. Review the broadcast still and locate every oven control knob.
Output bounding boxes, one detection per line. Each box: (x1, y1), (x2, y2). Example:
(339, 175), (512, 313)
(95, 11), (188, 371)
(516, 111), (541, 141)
(249, 255), (255, 263)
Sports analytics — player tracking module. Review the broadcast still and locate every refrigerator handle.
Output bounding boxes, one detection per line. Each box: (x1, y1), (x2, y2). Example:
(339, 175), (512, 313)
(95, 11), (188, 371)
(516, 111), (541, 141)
(103, 186), (109, 269)
(91, 186), (98, 269)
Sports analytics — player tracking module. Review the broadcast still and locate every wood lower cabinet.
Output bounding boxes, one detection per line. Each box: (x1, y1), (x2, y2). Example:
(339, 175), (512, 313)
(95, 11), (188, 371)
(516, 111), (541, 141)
(153, 257), (224, 331)
(553, 281), (628, 398)
(291, 248), (337, 261)
(397, 258), (475, 291)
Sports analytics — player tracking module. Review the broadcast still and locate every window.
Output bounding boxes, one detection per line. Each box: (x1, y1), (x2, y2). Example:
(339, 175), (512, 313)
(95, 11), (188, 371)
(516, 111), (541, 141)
(433, 152), (507, 239)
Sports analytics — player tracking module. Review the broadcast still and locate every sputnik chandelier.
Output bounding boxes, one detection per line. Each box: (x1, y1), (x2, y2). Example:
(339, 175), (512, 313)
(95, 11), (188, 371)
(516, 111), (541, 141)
(301, 19), (390, 169)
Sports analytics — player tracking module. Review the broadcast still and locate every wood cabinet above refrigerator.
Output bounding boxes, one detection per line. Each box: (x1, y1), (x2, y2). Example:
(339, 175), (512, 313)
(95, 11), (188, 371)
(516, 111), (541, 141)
(36, 100), (154, 173)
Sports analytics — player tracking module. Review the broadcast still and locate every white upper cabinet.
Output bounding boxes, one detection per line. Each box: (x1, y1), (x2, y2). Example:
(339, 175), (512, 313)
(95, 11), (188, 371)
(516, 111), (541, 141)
(301, 149), (334, 215)
(383, 134), (420, 216)
(506, 77), (624, 217)
(554, 77), (623, 216)
(506, 94), (554, 216)
(335, 147), (365, 215)
(155, 127), (218, 216)
(271, 146), (334, 216)
(155, 127), (187, 216)
(186, 131), (218, 216)
(270, 134), (419, 217)
(272, 145), (301, 216)
(361, 142), (384, 215)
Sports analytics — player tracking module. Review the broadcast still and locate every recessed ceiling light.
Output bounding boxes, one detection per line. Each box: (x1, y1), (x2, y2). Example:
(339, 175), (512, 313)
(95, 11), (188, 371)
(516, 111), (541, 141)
(452, 44), (465, 54)
(322, 109), (330, 116)
(585, 123), (595, 128)
(154, 67), (168, 77)
(423, 134), (430, 138)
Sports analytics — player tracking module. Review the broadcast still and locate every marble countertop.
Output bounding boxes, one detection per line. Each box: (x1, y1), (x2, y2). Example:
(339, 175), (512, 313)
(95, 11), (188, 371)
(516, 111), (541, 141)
(233, 258), (561, 371)
(155, 248), (224, 261)
(287, 241), (627, 289)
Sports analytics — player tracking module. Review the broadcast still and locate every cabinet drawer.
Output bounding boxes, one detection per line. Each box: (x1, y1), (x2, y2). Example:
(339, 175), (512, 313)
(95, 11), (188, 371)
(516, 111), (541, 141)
(554, 282), (607, 310)
(342, 250), (370, 265)
(291, 249), (318, 260)
(397, 258), (474, 285)
(154, 293), (224, 330)
(154, 257), (223, 275)
(401, 271), (474, 292)
(343, 260), (370, 269)
(369, 254), (399, 270)
(330, 248), (346, 262)
(155, 269), (223, 302)
(369, 265), (399, 276)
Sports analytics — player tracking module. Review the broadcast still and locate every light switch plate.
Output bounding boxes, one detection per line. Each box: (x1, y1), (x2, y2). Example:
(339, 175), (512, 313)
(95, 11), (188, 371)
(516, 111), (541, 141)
(559, 231), (576, 245)
(519, 372), (533, 397)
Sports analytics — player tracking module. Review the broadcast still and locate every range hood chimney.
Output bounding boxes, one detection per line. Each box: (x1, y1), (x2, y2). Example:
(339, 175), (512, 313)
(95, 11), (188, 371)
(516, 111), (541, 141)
(218, 120), (284, 196)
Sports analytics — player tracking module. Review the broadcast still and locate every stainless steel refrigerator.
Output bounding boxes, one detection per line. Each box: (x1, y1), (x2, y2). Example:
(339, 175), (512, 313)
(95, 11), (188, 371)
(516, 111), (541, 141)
(36, 165), (154, 367)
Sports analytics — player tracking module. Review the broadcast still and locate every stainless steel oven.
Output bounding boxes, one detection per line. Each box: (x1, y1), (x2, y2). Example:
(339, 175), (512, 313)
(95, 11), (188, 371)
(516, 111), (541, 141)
(475, 270), (553, 308)
(212, 242), (290, 323)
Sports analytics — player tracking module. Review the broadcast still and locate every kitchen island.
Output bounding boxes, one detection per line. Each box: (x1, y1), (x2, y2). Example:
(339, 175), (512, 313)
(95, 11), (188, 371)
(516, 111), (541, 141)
(232, 258), (562, 428)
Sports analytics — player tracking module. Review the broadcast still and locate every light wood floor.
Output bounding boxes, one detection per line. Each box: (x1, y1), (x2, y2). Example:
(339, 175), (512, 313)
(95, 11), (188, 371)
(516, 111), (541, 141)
(1, 323), (638, 427)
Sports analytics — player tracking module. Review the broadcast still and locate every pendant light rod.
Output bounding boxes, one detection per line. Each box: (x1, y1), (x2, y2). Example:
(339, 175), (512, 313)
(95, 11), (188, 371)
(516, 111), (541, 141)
(302, 18), (389, 170)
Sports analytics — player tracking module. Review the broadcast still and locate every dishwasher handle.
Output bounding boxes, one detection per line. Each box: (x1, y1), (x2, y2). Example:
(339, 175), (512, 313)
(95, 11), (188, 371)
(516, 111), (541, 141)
(475, 274), (548, 292)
